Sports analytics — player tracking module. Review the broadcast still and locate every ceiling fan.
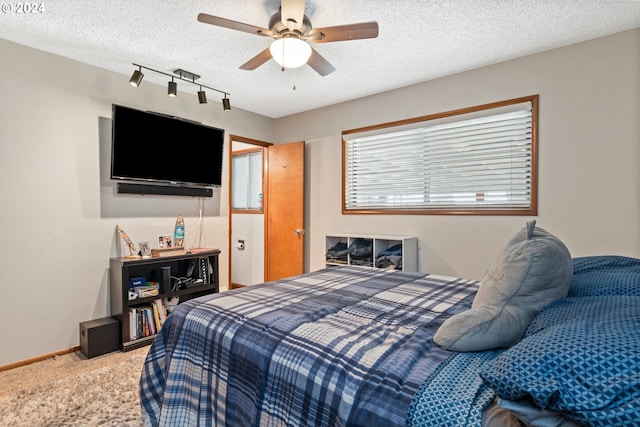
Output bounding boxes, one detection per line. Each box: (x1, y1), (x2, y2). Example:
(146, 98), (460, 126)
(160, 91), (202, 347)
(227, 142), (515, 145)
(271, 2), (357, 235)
(197, 0), (379, 76)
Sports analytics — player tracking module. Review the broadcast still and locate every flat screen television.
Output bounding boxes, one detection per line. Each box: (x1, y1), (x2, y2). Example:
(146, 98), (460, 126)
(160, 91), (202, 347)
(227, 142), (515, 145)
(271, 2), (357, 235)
(111, 104), (224, 187)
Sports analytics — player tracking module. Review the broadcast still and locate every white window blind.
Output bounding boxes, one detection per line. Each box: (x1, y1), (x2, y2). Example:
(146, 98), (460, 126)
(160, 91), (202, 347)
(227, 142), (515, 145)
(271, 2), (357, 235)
(344, 101), (535, 213)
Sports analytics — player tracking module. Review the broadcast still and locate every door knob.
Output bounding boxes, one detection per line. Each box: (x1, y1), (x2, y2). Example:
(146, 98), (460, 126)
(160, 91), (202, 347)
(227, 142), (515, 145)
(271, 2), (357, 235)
(294, 229), (305, 236)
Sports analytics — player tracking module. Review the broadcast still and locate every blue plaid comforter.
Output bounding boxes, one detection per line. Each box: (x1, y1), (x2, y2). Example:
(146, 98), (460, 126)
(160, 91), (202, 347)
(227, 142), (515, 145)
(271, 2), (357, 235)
(140, 267), (492, 426)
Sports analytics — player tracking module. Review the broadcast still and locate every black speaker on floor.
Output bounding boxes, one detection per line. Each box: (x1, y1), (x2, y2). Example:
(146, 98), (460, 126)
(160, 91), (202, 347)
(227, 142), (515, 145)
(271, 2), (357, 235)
(79, 317), (120, 358)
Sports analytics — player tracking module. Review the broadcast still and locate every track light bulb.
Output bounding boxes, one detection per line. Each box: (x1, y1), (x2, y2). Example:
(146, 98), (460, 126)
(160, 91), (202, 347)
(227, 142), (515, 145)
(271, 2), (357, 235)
(198, 89), (207, 104)
(222, 96), (231, 111)
(168, 79), (177, 97)
(129, 68), (144, 87)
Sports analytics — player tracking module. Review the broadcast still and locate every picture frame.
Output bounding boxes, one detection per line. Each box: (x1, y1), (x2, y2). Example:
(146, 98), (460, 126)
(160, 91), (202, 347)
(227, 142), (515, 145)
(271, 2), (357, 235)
(139, 241), (151, 258)
(158, 235), (173, 248)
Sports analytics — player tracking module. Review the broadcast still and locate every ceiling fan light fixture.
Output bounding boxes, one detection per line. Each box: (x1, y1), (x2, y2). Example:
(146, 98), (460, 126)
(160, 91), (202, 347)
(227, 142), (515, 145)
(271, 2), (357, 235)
(270, 37), (312, 69)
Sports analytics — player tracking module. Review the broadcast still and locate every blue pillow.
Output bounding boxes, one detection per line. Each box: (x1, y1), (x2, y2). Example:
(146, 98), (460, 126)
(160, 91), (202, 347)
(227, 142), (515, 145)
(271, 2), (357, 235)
(480, 295), (640, 426)
(569, 256), (640, 296)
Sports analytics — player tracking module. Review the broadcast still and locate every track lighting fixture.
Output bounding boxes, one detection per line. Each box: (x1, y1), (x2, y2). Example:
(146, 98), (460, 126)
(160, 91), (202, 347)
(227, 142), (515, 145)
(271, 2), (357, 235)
(198, 86), (207, 104)
(168, 78), (177, 97)
(129, 66), (144, 87)
(129, 63), (230, 110)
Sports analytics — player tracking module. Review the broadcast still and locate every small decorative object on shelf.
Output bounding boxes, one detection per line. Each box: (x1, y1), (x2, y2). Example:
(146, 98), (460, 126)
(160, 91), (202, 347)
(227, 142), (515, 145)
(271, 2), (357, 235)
(117, 224), (139, 259)
(158, 234), (173, 248)
(174, 214), (185, 247)
(151, 247), (185, 258)
(164, 296), (179, 312)
(139, 241), (152, 258)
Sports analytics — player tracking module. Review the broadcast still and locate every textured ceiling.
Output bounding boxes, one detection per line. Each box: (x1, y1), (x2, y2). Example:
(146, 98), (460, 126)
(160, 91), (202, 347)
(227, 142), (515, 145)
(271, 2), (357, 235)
(1, 1), (639, 118)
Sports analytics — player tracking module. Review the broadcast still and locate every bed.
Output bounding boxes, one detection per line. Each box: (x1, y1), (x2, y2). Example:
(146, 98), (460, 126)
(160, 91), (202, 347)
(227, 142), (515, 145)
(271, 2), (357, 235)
(139, 224), (640, 427)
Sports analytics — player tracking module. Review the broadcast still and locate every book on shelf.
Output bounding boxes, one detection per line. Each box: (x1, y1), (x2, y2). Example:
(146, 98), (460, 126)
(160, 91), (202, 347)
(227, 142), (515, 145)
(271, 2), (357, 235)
(136, 309), (144, 339)
(129, 298), (169, 340)
(145, 307), (156, 335)
(152, 304), (162, 331)
(153, 299), (168, 327)
(129, 310), (135, 341)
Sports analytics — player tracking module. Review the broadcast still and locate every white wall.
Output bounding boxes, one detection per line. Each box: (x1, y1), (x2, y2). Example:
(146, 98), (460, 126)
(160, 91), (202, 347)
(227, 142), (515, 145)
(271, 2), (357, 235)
(0, 39), (274, 366)
(231, 214), (265, 285)
(2, 28), (639, 366)
(275, 29), (640, 279)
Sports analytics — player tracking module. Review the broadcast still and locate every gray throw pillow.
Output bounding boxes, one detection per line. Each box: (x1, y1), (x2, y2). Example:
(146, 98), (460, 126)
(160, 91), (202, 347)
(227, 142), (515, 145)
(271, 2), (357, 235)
(433, 221), (572, 351)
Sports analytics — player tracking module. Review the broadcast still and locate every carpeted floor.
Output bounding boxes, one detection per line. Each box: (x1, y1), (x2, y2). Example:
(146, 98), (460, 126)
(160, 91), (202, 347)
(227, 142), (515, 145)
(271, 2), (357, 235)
(0, 346), (149, 426)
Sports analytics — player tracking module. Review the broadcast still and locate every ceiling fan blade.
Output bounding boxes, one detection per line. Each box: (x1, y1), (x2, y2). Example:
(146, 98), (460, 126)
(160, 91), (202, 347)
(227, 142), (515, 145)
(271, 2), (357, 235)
(307, 47), (335, 76)
(239, 48), (273, 70)
(280, 0), (306, 31)
(309, 21), (379, 43)
(198, 13), (273, 37)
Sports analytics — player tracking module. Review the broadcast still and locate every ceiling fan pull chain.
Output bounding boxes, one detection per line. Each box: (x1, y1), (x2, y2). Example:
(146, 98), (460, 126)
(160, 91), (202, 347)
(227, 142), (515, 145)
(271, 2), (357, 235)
(293, 68), (297, 90)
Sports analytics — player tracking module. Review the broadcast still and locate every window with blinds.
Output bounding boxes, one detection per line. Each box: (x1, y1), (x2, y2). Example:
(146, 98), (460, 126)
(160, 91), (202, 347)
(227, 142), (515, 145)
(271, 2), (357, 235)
(342, 95), (538, 215)
(232, 149), (263, 211)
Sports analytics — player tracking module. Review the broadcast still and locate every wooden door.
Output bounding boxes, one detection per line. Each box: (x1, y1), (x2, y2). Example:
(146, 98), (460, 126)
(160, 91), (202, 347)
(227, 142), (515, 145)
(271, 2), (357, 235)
(265, 141), (305, 281)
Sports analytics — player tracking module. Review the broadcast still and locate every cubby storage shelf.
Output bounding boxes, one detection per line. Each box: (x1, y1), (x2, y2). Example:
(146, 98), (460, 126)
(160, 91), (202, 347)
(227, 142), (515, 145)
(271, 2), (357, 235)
(325, 234), (417, 272)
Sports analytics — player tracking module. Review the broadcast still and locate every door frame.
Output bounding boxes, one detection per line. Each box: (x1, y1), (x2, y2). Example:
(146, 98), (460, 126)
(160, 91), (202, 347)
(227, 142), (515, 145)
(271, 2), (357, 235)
(228, 134), (272, 290)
